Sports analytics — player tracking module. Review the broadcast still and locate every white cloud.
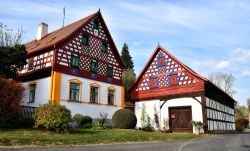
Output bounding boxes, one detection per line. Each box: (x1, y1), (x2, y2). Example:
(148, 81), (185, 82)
(230, 48), (250, 65)
(241, 70), (250, 77)
(132, 40), (144, 46)
(215, 60), (230, 70)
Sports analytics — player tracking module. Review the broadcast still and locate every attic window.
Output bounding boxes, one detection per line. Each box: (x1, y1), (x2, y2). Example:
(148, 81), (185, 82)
(107, 65), (113, 77)
(71, 54), (80, 68)
(93, 18), (99, 30)
(157, 53), (166, 67)
(168, 72), (179, 86)
(101, 41), (108, 52)
(90, 59), (98, 72)
(81, 34), (89, 46)
(149, 76), (158, 89)
(28, 60), (33, 70)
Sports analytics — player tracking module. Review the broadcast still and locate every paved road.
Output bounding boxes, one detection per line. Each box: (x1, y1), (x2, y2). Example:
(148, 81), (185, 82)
(0, 131), (249, 151)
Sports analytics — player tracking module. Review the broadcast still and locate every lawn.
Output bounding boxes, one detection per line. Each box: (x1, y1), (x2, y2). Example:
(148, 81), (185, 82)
(0, 128), (203, 146)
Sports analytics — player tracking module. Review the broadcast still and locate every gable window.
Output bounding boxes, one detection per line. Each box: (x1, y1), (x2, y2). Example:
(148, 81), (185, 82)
(28, 83), (36, 103)
(28, 60), (33, 70)
(107, 65), (113, 77)
(90, 86), (99, 103)
(69, 82), (80, 101)
(90, 59), (98, 72)
(168, 73), (179, 86)
(157, 56), (166, 67)
(149, 76), (158, 89)
(71, 54), (80, 68)
(101, 41), (108, 52)
(93, 18), (99, 30)
(81, 34), (89, 46)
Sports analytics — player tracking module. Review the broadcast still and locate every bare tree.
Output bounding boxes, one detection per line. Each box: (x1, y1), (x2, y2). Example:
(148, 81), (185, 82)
(208, 72), (236, 97)
(0, 22), (25, 47)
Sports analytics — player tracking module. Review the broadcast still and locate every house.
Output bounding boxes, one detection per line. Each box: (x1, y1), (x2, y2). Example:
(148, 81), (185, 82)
(128, 45), (236, 133)
(18, 10), (125, 119)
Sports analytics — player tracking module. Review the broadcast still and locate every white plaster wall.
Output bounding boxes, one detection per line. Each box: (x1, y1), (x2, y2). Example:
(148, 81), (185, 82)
(21, 77), (51, 107)
(60, 73), (123, 119)
(135, 97), (203, 133)
(135, 100), (160, 129)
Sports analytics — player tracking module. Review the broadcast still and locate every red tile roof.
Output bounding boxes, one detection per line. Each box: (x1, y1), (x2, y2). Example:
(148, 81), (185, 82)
(25, 11), (98, 54)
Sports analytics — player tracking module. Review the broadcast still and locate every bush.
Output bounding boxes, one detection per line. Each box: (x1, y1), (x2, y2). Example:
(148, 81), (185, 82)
(236, 118), (249, 131)
(18, 117), (35, 129)
(0, 78), (25, 129)
(112, 109), (137, 129)
(73, 114), (92, 127)
(33, 103), (71, 133)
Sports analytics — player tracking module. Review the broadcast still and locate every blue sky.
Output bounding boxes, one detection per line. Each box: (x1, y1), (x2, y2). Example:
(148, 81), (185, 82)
(1, 0), (250, 106)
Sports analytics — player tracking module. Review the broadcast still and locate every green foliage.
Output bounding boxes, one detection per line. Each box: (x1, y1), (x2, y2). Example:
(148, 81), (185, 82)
(191, 121), (204, 129)
(237, 105), (249, 117)
(121, 43), (134, 70)
(122, 68), (136, 101)
(163, 118), (169, 130)
(33, 103), (71, 133)
(235, 117), (249, 131)
(154, 106), (160, 130)
(0, 78), (25, 129)
(112, 109), (137, 129)
(0, 45), (27, 79)
(143, 115), (152, 131)
(73, 114), (92, 127)
(73, 114), (84, 123)
(140, 103), (146, 127)
(92, 122), (112, 130)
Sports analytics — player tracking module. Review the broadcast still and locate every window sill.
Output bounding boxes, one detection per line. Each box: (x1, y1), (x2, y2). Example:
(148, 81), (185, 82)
(62, 100), (119, 107)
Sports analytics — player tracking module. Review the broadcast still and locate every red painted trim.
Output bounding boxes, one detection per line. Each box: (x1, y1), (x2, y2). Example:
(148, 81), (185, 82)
(55, 64), (122, 86)
(130, 83), (204, 100)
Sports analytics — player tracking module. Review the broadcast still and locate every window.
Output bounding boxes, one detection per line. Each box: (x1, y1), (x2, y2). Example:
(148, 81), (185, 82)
(28, 84), (36, 103)
(28, 60), (33, 70)
(107, 65), (113, 77)
(93, 18), (99, 30)
(71, 55), (80, 68)
(90, 86), (99, 103)
(168, 72), (179, 86)
(157, 56), (166, 67)
(90, 59), (98, 72)
(101, 41), (108, 52)
(81, 34), (89, 46)
(69, 82), (80, 101)
(108, 89), (115, 105)
(149, 76), (158, 89)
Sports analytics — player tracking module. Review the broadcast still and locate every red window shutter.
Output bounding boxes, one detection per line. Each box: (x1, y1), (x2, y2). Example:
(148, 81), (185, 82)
(169, 75), (177, 85)
(150, 78), (157, 88)
(158, 57), (165, 66)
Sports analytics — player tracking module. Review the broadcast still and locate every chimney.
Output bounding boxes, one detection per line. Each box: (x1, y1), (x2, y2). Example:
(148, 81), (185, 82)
(37, 22), (48, 40)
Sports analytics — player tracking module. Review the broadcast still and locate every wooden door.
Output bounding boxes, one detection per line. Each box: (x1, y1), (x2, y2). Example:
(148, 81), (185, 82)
(169, 106), (192, 133)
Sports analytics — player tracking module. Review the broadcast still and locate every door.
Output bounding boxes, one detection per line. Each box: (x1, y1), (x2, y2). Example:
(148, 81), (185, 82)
(169, 106), (192, 133)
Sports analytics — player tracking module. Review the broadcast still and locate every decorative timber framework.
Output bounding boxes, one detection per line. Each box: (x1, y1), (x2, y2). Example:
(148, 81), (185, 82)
(128, 45), (237, 132)
(18, 10), (125, 86)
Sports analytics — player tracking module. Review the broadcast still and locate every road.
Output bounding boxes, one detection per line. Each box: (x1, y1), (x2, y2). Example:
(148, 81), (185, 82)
(0, 131), (249, 151)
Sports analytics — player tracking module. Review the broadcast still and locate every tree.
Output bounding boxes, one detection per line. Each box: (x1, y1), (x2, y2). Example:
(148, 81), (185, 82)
(121, 43), (134, 70)
(208, 72), (236, 97)
(238, 105), (249, 117)
(0, 23), (27, 79)
(122, 68), (136, 101)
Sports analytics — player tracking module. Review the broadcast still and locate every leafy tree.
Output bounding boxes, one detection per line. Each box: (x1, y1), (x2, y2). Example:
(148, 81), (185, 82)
(238, 105), (249, 117)
(0, 23), (27, 79)
(208, 72), (236, 97)
(122, 68), (136, 101)
(0, 77), (25, 128)
(121, 43), (134, 70)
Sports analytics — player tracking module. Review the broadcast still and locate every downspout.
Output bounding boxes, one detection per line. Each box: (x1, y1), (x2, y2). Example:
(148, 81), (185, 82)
(49, 45), (56, 102)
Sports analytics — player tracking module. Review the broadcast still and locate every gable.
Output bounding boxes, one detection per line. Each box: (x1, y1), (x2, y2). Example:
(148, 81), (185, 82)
(129, 46), (205, 100)
(54, 12), (123, 85)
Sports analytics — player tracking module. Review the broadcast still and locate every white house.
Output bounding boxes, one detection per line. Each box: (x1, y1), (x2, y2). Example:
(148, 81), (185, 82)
(18, 10), (125, 119)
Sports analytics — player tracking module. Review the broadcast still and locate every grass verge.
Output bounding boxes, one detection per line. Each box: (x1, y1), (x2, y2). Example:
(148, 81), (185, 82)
(0, 128), (205, 146)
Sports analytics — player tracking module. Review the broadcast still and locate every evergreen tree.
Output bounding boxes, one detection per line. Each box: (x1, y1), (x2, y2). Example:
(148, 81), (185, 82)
(121, 43), (134, 70)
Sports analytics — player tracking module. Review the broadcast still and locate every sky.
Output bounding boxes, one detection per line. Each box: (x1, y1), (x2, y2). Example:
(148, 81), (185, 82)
(1, 0), (250, 106)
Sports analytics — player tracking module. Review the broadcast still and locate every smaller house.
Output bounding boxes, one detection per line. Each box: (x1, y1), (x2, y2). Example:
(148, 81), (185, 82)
(128, 45), (236, 133)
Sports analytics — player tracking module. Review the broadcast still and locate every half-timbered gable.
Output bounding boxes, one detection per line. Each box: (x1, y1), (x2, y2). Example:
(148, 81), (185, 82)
(55, 14), (123, 85)
(129, 45), (236, 133)
(18, 11), (125, 119)
(129, 46), (205, 100)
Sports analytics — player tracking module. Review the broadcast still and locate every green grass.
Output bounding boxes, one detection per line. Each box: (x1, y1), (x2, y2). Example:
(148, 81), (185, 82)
(0, 128), (203, 146)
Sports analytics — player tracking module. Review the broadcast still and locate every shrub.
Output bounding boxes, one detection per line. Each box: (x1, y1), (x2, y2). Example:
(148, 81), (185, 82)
(73, 114), (92, 127)
(0, 78), (24, 129)
(236, 117), (249, 131)
(191, 121), (204, 129)
(98, 112), (108, 127)
(112, 109), (137, 129)
(18, 117), (35, 129)
(33, 103), (71, 133)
